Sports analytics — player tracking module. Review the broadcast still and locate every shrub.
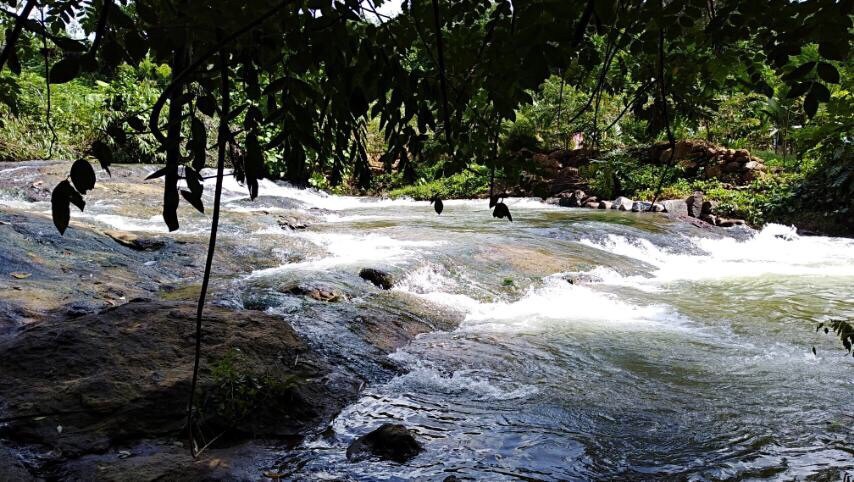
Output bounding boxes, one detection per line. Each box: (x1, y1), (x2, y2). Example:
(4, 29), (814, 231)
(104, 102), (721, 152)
(388, 166), (491, 200)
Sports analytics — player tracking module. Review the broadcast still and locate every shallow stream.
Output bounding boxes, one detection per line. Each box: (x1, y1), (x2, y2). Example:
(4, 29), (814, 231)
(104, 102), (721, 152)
(2, 165), (852, 480)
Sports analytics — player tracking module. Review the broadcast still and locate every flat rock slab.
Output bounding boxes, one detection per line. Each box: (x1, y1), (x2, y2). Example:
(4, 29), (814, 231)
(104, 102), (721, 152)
(0, 301), (357, 477)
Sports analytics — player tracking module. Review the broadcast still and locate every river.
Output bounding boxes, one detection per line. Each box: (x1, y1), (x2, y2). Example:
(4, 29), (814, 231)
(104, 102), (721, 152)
(1, 164), (853, 480)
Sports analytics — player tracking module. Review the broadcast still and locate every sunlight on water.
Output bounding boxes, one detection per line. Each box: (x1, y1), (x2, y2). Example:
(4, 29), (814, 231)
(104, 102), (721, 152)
(254, 192), (854, 480)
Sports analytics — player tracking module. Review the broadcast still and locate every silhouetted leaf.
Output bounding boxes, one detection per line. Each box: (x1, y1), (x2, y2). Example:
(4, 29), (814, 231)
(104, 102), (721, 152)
(146, 166), (168, 180)
(786, 82), (811, 99)
(190, 116), (207, 170)
(70, 159), (96, 194)
(90, 140), (113, 175)
(804, 91), (818, 118)
(123, 30), (147, 62)
(196, 95), (216, 116)
(163, 187), (179, 231)
(818, 41), (847, 61)
(127, 116), (145, 132)
(811, 83), (830, 103)
(431, 197), (444, 215)
(180, 189), (204, 213)
(245, 133), (263, 200)
(49, 56), (81, 84)
(184, 166), (203, 197)
(68, 186), (85, 211)
(493, 202), (512, 222)
(782, 61), (815, 81)
(106, 123), (127, 144)
(51, 36), (86, 53)
(51, 180), (77, 234)
(816, 62), (840, 84)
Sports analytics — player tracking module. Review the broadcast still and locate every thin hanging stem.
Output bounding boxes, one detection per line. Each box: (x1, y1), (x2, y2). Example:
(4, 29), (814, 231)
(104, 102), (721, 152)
(187, 47), (230, 458)
(648, 27), (677, 209)
(431, 0), (453, 166)
(39, 7), (57, 159)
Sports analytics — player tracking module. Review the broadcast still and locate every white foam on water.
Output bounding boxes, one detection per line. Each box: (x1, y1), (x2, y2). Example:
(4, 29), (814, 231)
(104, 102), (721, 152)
(385, 365), (539, 401)
(581, 224), (854, 284)
(217, 173), (559, 213)
(395, 268), (678, 333)
(393, 264), (459, 294)
(249, 230), (444, 276)
(220, 176), (424, 211)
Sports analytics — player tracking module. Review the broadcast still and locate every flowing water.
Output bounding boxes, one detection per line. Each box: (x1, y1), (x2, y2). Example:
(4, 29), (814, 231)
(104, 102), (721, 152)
(2, 165), (853, 480)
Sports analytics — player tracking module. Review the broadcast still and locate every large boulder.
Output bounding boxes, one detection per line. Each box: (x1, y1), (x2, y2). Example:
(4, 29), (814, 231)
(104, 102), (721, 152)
(686, 192), (703, 217)
(0, 301), (353, 459)
(612, 196), (633, 211)
(346, 423), (423, 463)
(661, 199), (687, 216)
(359, 268), (394, 290)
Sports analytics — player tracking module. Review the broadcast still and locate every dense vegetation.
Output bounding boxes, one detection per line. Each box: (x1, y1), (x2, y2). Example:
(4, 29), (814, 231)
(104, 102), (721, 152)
(1, 0), (851, 231)
(1, 0), (852, 454)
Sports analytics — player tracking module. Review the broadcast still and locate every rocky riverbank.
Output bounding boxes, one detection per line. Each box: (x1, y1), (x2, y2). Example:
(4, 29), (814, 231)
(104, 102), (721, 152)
(0, 161), (460, 479)
(544, 188), (747, 229)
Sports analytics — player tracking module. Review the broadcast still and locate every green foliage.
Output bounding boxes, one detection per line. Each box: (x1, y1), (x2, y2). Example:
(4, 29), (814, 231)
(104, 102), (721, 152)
(98, 59), (171, 164)
(388, 166), (490, 200)
(502, 114), (540, 153)
(205, 349), (302, 430)
(0, 72), (104, 161)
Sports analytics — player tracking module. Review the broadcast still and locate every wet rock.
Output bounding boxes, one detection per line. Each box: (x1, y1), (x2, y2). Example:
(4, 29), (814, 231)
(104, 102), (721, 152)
(359, 268), (394, 290)
(104, 230), (165, 251)
(563, 272), (601, 285)
(686, 192), (703, 217)
(283, 283), (345, 302)
(597, 201), (612, 209)
(277, 215), (308, 230)
(346, 423), (422, 463)
(715, 217), (746, 228)
(661, 199), (687, 216)
(0, 301), (353, 460)
(557, 196), (574, 207)
(612, 196), (633, 211)
(631, 201), (652, 212)
(0, 444), (34, 481)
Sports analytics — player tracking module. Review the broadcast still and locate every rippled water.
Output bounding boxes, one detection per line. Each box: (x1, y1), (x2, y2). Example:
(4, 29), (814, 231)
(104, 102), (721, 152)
(215, 180), (852, 481)
(3, 166), (852, 480)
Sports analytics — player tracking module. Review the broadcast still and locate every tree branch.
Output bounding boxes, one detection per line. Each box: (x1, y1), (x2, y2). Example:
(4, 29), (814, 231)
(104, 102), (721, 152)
(0, 0), (37, 72)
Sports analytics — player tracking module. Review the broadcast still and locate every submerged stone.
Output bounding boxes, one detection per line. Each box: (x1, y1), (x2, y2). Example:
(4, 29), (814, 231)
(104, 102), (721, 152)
(346, 423), (422, 463)
(359, 268), (394, 290)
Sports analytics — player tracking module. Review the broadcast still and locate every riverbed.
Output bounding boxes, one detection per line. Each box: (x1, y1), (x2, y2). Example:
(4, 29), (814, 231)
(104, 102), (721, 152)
(1, 162), (852, 480)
